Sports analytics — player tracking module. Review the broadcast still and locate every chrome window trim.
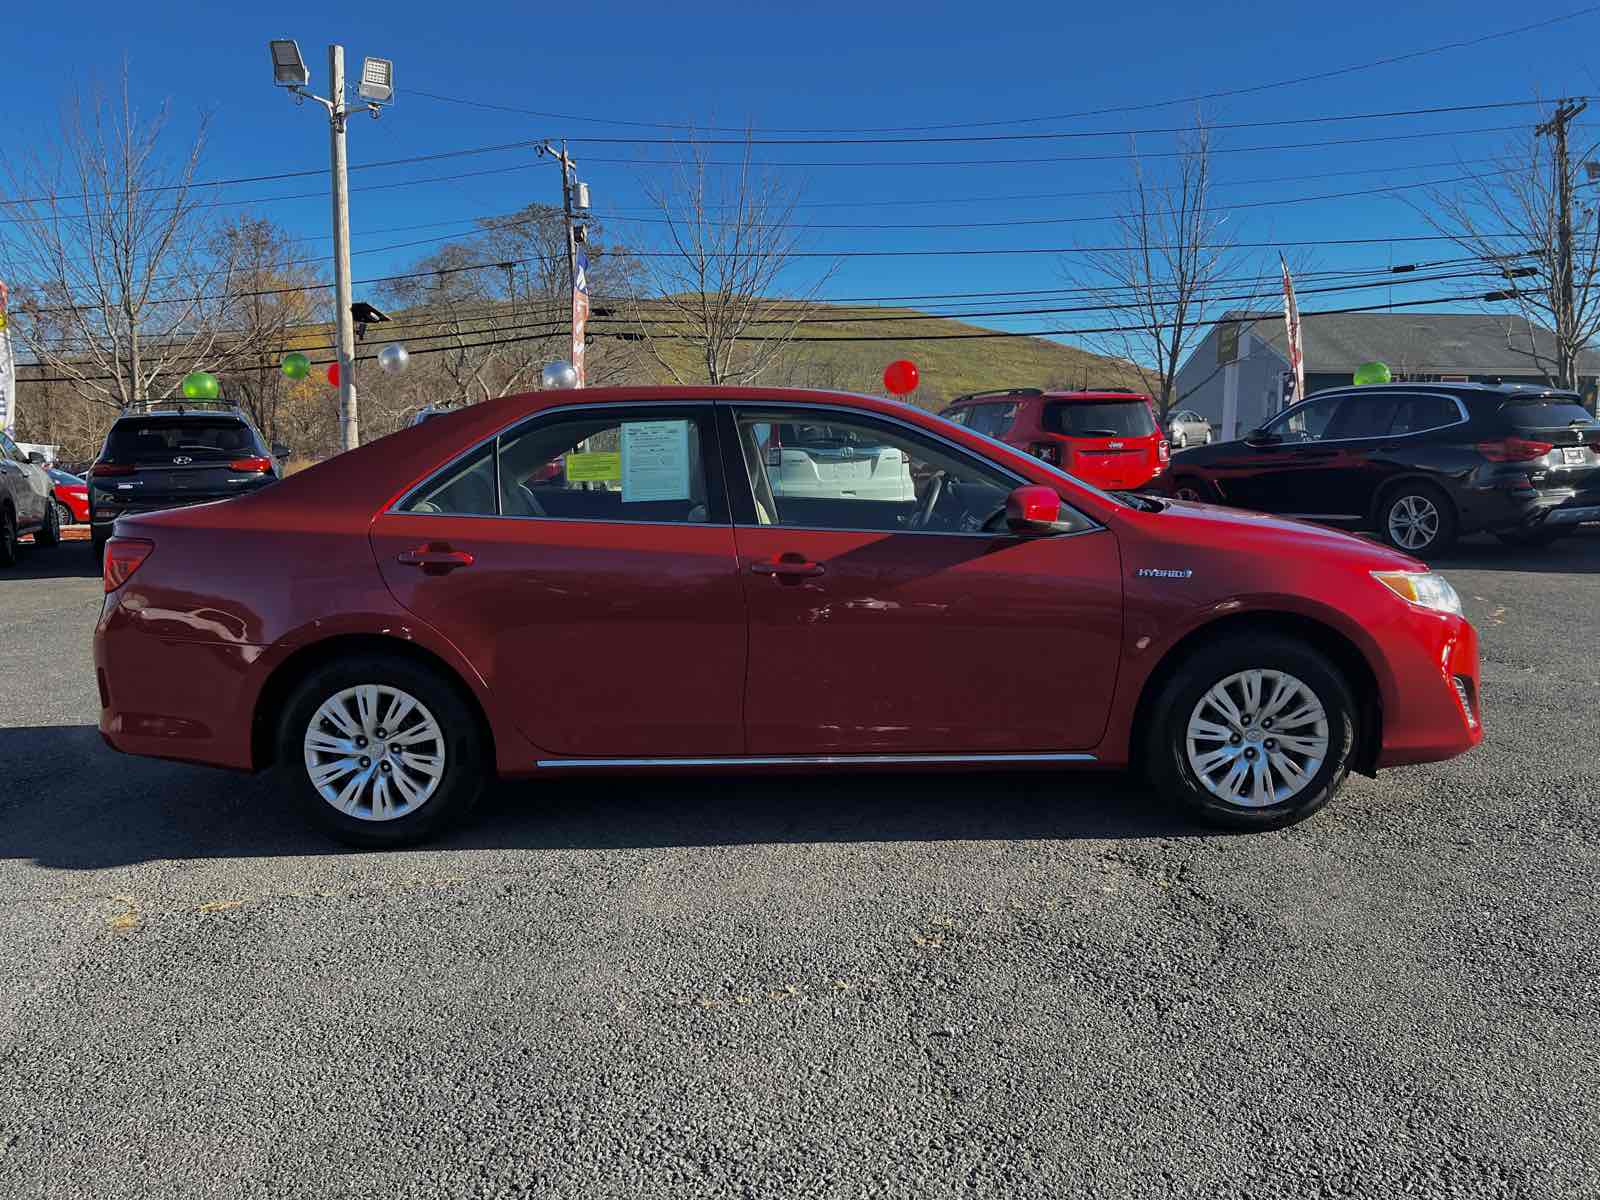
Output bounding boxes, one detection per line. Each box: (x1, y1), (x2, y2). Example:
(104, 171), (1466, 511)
(724, 398), (1106, 537)
(536, 751), (1098, 768)
(1262, 389), (1471, 445)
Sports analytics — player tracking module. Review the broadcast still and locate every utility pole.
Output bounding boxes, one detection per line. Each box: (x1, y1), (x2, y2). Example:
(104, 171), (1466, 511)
(267, 38), (394, 451)
(538, 141), (579, 298)
(327, 45), (358, 451)
(537, 141), (591, 385)
(1537, 97), (1587, 390)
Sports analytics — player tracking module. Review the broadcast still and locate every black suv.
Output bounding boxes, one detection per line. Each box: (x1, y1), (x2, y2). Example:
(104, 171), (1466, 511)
(88, 403), (287, 557)
(1160, 382), (1600, 555)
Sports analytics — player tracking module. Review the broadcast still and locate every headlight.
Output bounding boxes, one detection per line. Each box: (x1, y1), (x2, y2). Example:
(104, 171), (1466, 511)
(1371, 570), (1463, 615)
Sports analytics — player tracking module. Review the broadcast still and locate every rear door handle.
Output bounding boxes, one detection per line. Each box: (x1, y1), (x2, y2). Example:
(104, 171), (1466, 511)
(750, 556), (825, 578)
(397, 543), (475, 574)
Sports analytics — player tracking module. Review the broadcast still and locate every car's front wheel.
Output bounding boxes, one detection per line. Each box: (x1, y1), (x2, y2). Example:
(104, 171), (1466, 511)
(1148, 635), (1357, 830)
(52, 500), (75, 529)
(0, 506), (18, 568)
(1175, 431), (1188, 449)
(279, 655), (488, 848)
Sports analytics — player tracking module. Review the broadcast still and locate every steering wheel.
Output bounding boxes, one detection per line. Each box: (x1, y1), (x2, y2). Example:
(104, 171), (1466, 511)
(910, 471), (946, 530)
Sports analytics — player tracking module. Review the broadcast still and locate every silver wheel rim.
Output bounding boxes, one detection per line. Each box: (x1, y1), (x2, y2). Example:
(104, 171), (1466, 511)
(1185, 669), (1329, 809)
(1388, 494), (1440, 550)
(303, 685), (446, 822)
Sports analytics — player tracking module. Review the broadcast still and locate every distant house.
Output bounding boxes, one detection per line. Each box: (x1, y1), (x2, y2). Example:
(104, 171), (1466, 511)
(1174, 310), (1600, 439)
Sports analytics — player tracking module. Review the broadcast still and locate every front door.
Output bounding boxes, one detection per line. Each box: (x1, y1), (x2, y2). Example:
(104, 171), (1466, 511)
(723, 404), (1123, 756)
(0, 433), (47, 529)
(370, 403), (746, 759)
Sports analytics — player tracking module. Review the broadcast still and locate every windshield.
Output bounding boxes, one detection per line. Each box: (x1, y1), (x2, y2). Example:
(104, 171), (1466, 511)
(104, 418), (256, 461)
(1045, 400), (1156, 437)
(924, 407), (1132, 509)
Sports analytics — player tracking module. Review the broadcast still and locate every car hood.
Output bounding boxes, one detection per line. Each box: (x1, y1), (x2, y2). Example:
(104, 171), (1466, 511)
(1140, 496), (1428, 571)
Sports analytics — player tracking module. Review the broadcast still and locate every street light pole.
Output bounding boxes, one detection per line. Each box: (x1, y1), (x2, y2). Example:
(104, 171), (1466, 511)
(327, 45), (358, 452)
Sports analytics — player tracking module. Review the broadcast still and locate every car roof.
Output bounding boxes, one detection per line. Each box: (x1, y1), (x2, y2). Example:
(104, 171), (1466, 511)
(947, 387), (1153, 407)
(1304, 381), (1583, 402)
(112, 406), (253, 423)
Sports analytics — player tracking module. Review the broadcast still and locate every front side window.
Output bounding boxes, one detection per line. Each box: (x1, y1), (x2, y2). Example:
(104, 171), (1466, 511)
(732, 408), (1019, 534)
(0, 433), (19, 462)
(398, 406), (721, 524)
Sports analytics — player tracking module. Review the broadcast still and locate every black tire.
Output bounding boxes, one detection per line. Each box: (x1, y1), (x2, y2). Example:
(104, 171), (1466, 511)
(1146, 634), (1358, 831)
(35, 499), (61, 548)
(1495, 526), (1562, 548)
(0, 506), (18, 568)
(52, 500), (75, 529)
(91, 528), (109, 563)
(277, 654), (488, 848)
(1171, 475), (1215, 503)
(1376, 481), (1457, 556)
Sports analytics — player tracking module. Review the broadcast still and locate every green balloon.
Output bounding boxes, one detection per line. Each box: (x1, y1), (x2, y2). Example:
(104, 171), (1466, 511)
(281, 351), (311, 380)
(1353, 361), (1391, 386)
(180, 371), (220, 400)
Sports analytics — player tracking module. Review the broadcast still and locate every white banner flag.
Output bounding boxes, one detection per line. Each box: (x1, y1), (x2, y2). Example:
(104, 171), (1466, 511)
(571, 251), (590, 388)
(0, 281), (16, 436)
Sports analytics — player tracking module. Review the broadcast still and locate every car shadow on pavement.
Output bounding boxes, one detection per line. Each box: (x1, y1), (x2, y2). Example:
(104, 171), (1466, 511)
(1424, 527), (1600, 575)
(0, 724), (1208, 870)
(9, 541), (100, 580)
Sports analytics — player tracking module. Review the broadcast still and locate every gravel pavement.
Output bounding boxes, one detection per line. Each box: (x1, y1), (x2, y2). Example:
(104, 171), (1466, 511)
(1, 532), (1597, 1199)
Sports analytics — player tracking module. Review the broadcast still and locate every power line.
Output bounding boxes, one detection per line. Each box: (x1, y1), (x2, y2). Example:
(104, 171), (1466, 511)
(406, 8), (1600, 133)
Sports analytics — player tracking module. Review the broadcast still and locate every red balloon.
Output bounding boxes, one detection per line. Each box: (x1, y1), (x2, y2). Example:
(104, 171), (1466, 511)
(326, 362), (340, 388)
(883, 359), (919, 395)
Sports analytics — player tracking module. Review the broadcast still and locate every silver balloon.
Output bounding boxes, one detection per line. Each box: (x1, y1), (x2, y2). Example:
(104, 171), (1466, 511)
(377, 343), (410, 374)
(541, 360), (579, 389)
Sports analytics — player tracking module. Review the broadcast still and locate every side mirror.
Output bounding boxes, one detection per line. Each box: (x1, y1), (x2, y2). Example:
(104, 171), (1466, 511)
(27, 452), (46, 465)
(1005, 485), (1069, 535)
(1245, 427), (1282, 445)
(272, 443), (290, 459)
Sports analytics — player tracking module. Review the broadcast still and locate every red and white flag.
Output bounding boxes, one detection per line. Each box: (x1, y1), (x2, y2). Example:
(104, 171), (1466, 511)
(571, 251), (590, 388)
(0, 280), (15, 435)
(1279, 254), (1304, 409)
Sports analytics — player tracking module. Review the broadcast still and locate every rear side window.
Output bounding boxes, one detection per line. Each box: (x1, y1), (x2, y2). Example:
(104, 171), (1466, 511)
(1044, 401), (1155, 437)
(1388, 394), (1461, 435)
(105, 419), (257, 461)
(1499, 398), (1594, 428)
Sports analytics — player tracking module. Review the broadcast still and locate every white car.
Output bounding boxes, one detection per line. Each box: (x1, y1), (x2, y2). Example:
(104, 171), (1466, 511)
(1167, 409), (1214, 449)
(763, 422), (915, 501)
(0, 428), (61, 566)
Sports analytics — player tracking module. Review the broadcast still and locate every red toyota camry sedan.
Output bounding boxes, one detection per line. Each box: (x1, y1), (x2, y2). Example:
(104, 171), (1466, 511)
(94, 387), (1482, 847)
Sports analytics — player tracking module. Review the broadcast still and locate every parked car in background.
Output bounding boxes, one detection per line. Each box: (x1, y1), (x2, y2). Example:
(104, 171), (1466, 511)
(1167, 409), (1213, 449)
(0, 429), (62, 566)
(97, 385), (1481, 848)
(48, 468), (90, 526)
(942, 387), (1169, 491)
(760, 420), (915, 502)
(87, 403), (288, 558)
(1160, 382), (1600, 555)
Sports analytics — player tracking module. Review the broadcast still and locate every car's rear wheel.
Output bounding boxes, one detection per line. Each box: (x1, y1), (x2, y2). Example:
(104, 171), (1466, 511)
(1171, 475), (1213, 503)
(35, 499), (61, 548)
(278, 655), (488, 848)
(0, 507), (18, 568)
(52, 500), (75, 529)
(1378, 482), (1457, 556)
(1147, 635), (1357, 830)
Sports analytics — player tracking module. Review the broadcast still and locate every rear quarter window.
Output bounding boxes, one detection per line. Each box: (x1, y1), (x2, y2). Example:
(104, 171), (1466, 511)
(1045, 401), (1156, 437)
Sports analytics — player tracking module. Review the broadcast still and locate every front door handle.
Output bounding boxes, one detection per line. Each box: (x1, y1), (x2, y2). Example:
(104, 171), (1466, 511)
(751, 555), (825, 579)
(397, 542), (475, 575)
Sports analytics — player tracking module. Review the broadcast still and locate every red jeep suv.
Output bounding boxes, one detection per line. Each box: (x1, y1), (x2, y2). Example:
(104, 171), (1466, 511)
(942, 388), (1169, 491)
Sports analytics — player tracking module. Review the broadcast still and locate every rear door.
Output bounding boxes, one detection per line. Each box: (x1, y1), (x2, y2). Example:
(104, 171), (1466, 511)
(369, 402), (747, 760)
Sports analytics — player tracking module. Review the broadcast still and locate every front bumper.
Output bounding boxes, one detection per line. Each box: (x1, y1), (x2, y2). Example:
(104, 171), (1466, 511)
(1374, 611), (1482, 769)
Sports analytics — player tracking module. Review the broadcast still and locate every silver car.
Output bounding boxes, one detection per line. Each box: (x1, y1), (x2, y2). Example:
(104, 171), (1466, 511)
(0, 428), (61, 566)
(1167, 409), (1213, 449)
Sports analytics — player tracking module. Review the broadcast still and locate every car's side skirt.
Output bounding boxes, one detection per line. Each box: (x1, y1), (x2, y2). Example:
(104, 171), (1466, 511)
(535, 752), (1098, 768)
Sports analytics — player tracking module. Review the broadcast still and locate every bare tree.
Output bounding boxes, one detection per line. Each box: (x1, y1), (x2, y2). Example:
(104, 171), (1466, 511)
(0, 70), (279, 413)
(1416, 117), (1600, 390)
(1063, 122), (1258, 419)
(627, 132), (836, 385)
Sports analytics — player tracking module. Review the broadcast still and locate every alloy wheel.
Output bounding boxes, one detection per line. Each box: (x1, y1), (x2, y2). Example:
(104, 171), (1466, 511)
(1387, 494), (1441, 551)
(303, 684), (446, 822)
(1185, 668), (1329, 808)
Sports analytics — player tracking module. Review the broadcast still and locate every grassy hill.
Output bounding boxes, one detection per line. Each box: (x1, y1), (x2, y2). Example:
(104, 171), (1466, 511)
(636, 304), (1150, 410)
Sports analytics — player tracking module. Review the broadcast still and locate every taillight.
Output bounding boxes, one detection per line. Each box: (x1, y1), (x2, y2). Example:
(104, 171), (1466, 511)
(229, 456), (273, 473)
(103, 538), (153, 592)
(1030, 443), (1061, 465)
(1477, 437), (1553, 463)
(1157, 439), (1171, 464)
(90, 463), (136, 478)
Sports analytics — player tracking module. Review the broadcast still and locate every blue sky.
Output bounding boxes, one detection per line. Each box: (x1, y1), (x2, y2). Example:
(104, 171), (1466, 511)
(6, 0), (1600, 338)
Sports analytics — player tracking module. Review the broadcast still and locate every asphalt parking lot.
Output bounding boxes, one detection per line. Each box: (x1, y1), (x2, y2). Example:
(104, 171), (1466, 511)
(2, 532), (1597, 1199)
